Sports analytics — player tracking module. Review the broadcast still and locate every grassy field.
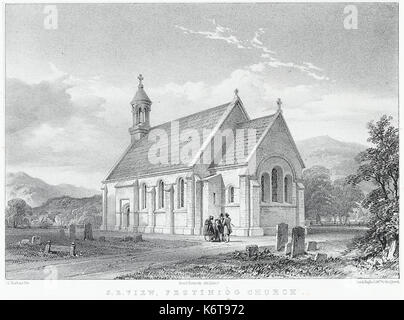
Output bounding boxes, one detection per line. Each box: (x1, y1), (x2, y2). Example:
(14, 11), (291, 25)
(5, 227), (199, 264)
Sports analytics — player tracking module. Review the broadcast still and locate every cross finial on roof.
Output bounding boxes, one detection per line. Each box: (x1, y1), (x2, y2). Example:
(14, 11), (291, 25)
(277, 98), (282, 110)
(234, 88), (239, 97)
(138, 74), (144, 88)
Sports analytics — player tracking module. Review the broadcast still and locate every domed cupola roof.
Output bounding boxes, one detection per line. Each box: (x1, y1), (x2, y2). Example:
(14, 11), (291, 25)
(131, 74), (151, 105)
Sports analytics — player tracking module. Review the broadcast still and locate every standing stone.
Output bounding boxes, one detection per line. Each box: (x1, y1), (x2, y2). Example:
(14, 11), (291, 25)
(291, 226), (305, 258)
(69, 224), (76, 240)
(84, 223), (93, 240)
(31, 235), (41, 245)
(306, 241), (318, 251)
(276, 223), (288, 251)
(133, 234), (143, 242)
(314, 253), (327, 262)
(69, 242), (76, 257)
(246, 245), (259, 258)
(44, 240), (52, 254)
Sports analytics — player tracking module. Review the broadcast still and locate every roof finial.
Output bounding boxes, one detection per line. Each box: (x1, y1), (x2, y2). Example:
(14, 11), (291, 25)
(234, 88), (239, 98)
(276, 98), (282, 111)
(137, 74), (144, 88)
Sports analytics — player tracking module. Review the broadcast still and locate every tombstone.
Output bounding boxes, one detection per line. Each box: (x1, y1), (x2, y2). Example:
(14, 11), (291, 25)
(98, 236), (106, 242)
(31, 235), (41, 245)
(306, 241), (318, 251)
(284, 242), (292, 255)
(69, 224), (76, 240)
(59, 228), (66, 239)
(276, 223), (288, 251)
(123, 236), (134, 242)
(44, 240), (52, 254)
(387, 240), (398, 261)
(314, 253), (327, 262)
(19, 239), (30, 246)
(246, 245), (259, 258)
(133, 234), (143, 242)
(291, 226), (305, 258)
(69, 242), (76, 257)
(84, 223), (93, 240)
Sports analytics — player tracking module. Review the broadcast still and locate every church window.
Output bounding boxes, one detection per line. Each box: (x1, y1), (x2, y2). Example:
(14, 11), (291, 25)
(158, 180), (165, 209)
(213, 192), (216, 204)
(284, 175), (292, 204)
(261, 172), (270, 203)
(178, 178), (185, 208)
(141, 183), (147, 210)
(272, 167), (283, 203)
(228, 186), (235, 203)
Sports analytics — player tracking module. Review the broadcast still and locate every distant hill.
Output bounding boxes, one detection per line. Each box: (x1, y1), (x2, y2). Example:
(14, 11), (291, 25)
(6, 172), (100, 207)
(296, 135), (367, 179)
(32, 195), (102, 228)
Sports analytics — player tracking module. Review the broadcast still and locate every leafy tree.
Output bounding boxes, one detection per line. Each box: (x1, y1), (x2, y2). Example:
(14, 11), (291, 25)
(348, 115), (399, 257)
(5, 198), (32, 228)
(303, 166), (334, 224)
(331, 179), (364, 224)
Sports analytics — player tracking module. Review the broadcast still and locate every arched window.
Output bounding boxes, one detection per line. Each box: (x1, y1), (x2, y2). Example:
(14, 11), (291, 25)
(261, 173), (270, 203)
(158, 180), (165, 209)
(178, 178), (185, 208)
(284, 175), (292, 204)
(228, 186), (235, 203)
(271, 167), (283, 203)
(141, 183), (147, 210)
(136, 108), (141, 124)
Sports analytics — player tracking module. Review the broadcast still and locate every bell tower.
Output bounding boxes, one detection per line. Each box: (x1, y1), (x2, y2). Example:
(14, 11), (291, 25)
(129, 74), (152, 142)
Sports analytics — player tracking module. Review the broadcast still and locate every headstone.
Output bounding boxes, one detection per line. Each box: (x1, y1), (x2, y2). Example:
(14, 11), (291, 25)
(123, 236), (133, 242)
(69, 242), (76, 257)
(84, 223), (93, 240)
(44, 240), (52, 253)
(284, 242), (292, 255)
(306, 241), (318, 251)
(276, 223), (288, 251)
(59, 228), (66, 239)
(314, 253), (327, 262)
(291, 226), (305, 258)
(31, 235), (41, 245)
(69, 224), (76, 240)
(19, 239), (30, 246)
(98, 236), (106, 242)
(133, 234), (143, 242)
(246, 245), (259, 258)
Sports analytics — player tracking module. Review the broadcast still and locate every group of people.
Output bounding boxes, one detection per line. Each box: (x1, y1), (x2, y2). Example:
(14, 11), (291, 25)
(203, 213), (233, 243)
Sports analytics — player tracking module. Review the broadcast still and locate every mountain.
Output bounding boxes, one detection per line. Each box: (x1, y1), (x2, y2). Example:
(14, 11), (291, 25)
(296, 135), (367, 179)
(6, 172), (100, 207)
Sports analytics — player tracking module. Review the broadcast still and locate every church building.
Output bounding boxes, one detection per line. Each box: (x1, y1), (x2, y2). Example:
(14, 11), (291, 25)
(101, 75), (305, 236)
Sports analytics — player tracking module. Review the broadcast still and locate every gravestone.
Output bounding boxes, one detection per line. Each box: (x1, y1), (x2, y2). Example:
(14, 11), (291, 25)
(306, 241), (318, 251)
(19, 239), (30, 246)
(69, 242), (76, 257)
(59, 228), (66, 239)
(291, 226), (305, 258)
(44, 240), (52, 253)
(387, 240), (397, 261)
(123, 236), (133, 242)
(276, 223), (288, 251)
(31, 235), (41, 245)
(285, 242), (292, 255)
(84, 223), (93, 240)
(98, 236), (106, 242)
(69, 224), (76, 240)
(314, 253), (327, 262)
(246, 245), (259, 258)
(133, 234), (143, 242)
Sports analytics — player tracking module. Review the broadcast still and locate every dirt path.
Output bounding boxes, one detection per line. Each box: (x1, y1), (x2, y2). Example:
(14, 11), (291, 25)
(6, 233), (356, 280)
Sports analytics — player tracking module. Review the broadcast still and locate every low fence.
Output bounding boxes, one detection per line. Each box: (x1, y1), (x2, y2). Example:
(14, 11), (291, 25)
(306, 225), (369, 234)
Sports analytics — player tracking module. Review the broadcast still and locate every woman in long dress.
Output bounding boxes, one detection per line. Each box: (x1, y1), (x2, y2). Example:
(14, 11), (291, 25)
(203, 216), (214, 241)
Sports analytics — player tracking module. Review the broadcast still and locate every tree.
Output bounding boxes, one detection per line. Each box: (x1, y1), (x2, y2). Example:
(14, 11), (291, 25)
(303, 166), (334, 224)
(348, 115), (399, 257)
(331, 179), (364, 224)
(5, 198), (32, 228)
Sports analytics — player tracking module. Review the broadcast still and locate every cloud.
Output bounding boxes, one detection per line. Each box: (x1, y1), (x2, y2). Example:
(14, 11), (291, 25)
(176, 21), (330, 82)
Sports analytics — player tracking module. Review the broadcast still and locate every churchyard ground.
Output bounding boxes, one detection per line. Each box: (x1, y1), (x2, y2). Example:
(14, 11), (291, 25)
(5, 228), (398, 279)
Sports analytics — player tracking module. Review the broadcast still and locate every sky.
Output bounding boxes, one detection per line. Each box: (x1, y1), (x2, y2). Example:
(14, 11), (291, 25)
(5, 3), (399, 189)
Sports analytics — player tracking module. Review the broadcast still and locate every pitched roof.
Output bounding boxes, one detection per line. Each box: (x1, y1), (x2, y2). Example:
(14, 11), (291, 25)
(105, 102), (231, 181)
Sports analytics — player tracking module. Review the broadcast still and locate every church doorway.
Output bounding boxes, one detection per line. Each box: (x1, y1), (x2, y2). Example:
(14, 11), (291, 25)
(120, 200), (130, 229)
